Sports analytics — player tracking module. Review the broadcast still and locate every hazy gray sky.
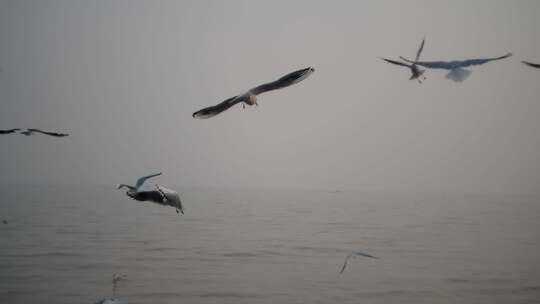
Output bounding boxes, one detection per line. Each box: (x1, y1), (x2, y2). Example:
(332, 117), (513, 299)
(1, 0), (540, 193)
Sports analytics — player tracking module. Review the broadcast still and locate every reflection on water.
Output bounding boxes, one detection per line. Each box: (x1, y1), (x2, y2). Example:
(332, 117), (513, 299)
(0, 185), (539, 303)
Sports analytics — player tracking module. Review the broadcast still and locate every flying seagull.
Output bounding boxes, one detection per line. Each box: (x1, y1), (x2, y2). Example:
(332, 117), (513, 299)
(381, 37), (427, 83)
(339, 251), (379, 274)
(522, 61), (540, 68)
(192, 67), (315, 119)
(399, 52), (512, 82)
(117, 172), (184, 214)
(0, 128), (68, 137)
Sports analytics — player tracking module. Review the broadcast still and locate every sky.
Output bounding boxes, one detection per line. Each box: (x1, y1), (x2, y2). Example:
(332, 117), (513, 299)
(1, 0), (540, 194)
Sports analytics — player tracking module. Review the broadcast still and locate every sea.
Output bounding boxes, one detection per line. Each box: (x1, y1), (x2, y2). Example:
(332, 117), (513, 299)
(1, 185), (539, 304)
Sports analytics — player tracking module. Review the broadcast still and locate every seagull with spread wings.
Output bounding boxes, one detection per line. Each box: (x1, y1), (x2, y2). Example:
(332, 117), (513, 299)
(117, 172), (184, 214)
(522, 61), (540, 68)
(381, 37), (427, 83)
(339, 251), (379, 274)
(192, 67), (315, 119)
(399, 52), (512, 82)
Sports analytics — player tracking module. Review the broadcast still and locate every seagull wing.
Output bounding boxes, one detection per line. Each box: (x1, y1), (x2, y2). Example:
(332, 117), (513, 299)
(352, 251), (379, 259)
(456, 53), (512, 68)
(522, 61), (540, 68)
(381, 58), (411, 68)
(399, 57), (454, 69)
(249, 67), (314, 95)
(0, 128), (20, 134)
(29, 129), (69, 137)
(192, 96), (242, 119)
(339, 254), (353, 274)
(135, 172), (162, 190)
(415, 37), (425, 62)
(401, 53), (512, 69)
(156, 185), (184, 214)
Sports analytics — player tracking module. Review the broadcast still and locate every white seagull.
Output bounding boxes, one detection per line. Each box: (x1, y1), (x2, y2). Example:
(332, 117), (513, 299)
(399, 52), (512, 82)
(0, 128), (69, 137)
(339, 251), (379, 274)
(381, 37), (427, 83)
(192, 67), (315, 119)
(522, 61), (540, 68)
(117, 173), (184, 214)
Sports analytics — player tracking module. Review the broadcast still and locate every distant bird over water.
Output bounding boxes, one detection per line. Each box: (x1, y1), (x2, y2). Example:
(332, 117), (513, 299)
(381, 37), (427, 83)
(522, 61), (540, 68)
(0, 128), (69, 137)
(339, 251), (379, 274)
(399, 52), (512, 82)
(192, 67), (315, 119)
(117, 173), (184, 214)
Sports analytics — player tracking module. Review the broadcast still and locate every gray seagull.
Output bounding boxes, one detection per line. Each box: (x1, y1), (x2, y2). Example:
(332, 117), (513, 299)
(117, 173), (184, 214)
(381, 37), (427, 83)
(192, 67), (315, 119)
(339, 251), (379, 274)
(399, 52), (512, 82)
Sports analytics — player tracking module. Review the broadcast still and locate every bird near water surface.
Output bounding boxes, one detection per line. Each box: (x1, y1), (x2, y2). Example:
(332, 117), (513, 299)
(339, 251), (379, 274)
(117, 173), (184, 214)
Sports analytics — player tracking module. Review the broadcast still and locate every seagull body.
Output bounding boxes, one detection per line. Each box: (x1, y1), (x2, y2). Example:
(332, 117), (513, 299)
(381, 38), (426, 83)
(192, 67), (315, 119)
(117, 173), (184, 214)
(400, 53), (512, 82)
(523, 61), (540, 68)
(0, 128), (68, 137)
(339, 251), (378, 274)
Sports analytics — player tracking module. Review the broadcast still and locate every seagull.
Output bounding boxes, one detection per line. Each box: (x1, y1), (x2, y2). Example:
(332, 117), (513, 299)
(522, 61), (540, 68)
(0, 128), (69, 137)
(339, 251), (379, 274)
(192, 67), (315, 119)
(117, 173), (184, 214)
(399, 52), (512, 82)
(381, 37), (427, 83)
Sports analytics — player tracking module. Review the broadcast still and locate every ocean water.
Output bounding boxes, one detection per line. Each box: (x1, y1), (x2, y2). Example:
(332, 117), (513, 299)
(0, 185), (539, 304)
